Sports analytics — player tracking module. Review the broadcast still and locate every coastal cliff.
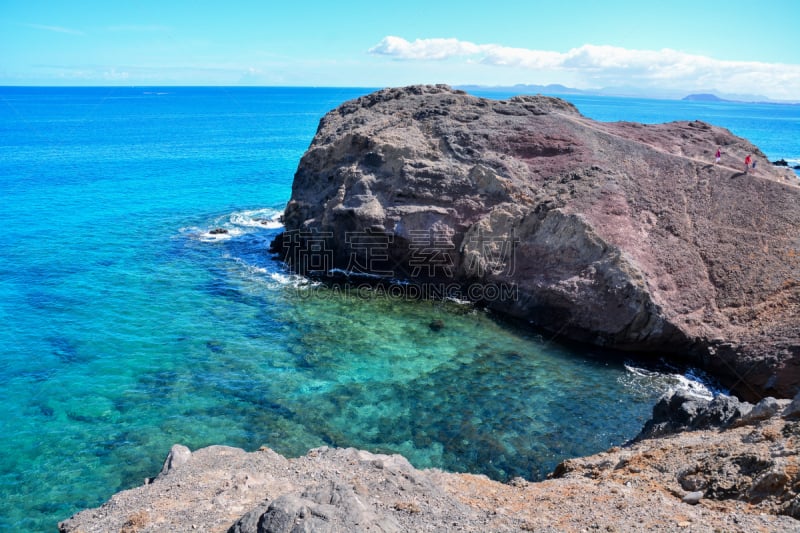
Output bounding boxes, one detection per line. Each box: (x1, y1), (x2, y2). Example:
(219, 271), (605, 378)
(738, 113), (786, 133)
(271, 84), (800, 400)
(58, 392), (800, 532)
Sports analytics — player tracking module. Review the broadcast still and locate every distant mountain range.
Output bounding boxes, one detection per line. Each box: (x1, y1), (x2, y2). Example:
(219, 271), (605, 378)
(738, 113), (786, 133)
(456, 84), (798, 105)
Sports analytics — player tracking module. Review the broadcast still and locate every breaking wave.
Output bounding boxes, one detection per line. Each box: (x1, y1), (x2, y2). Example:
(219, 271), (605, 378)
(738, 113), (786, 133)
(181, 207), (283, 242)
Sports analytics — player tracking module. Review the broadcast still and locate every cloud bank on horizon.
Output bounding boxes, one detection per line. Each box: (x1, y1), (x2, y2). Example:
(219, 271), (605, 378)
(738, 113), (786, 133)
(369, 36), (800, 101)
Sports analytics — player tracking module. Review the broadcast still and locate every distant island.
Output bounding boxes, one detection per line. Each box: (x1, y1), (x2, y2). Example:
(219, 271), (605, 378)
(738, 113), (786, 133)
(455, 84), (798, 104)
(682, 93), (731, 102)
(681, 93), (798, 105)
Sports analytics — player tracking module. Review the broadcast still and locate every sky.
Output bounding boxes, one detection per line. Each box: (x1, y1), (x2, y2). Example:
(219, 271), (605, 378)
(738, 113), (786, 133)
(2, 0), (800, 100)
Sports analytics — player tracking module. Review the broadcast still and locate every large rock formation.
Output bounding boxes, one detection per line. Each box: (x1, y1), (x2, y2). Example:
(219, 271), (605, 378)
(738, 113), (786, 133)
(58, 392), (800, 532)
(271, 84), (800, 400)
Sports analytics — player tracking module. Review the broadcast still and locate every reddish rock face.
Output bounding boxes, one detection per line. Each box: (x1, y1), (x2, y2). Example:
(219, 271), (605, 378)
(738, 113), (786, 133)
(273, 85), (800, 400)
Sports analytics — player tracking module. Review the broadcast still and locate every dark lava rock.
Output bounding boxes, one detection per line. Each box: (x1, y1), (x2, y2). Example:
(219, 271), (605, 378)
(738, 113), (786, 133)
(636, 390), (752, 440)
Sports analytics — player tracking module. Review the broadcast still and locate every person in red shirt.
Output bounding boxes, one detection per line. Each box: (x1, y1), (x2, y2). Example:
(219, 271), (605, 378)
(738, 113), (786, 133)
(744, 154), (752, 173)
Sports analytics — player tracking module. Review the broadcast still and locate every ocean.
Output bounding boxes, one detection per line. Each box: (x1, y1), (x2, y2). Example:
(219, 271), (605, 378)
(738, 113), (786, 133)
(1, 86), (798, 531)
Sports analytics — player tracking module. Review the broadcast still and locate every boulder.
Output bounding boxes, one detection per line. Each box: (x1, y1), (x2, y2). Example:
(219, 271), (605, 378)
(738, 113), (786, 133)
(635, 390), (752, 440)
(272, 85), (800, 400)
(157, 444), (191, 478)
(784, 391), (800, 419)
(736, 397), (780, 425)
(229, 482), (401, 533)
(682, 491), (704, 505)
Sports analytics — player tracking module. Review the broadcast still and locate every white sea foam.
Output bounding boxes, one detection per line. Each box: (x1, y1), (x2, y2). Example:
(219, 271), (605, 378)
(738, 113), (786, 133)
(180, 225), (243, 242)
(669, 373), (717, 401)
(623, 362), (723, 401)
(445, 295), (473, 306)
(228, 207), (283, 229)
(198, 227), (245, 242)
(182, 207), (285, 243)
(225, 254), (270, 274)
(223, 252), (320, 291)
(268, 271), (316, 288)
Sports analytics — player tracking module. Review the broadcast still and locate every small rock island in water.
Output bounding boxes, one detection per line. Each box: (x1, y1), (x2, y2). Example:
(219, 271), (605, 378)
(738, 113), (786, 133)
(61, 86), (800, 532)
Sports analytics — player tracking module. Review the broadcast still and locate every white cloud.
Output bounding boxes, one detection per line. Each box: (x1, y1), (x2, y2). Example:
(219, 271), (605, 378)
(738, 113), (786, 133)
(369, 36), (800, 100)
(368, 36), (487, 60)
(23, 23), (84, 36)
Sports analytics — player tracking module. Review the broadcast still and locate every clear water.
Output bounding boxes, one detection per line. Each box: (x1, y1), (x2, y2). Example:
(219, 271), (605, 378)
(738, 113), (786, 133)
(1, 87), (797, 531)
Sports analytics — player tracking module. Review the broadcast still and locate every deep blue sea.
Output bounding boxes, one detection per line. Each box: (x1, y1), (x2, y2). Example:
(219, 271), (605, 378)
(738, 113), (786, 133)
(1, 86), (798, 531)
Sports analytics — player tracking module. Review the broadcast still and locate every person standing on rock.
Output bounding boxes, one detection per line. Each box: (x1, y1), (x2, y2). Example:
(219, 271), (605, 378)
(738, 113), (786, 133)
(744, 154), (752, 173)
(715, 147), (721, 164)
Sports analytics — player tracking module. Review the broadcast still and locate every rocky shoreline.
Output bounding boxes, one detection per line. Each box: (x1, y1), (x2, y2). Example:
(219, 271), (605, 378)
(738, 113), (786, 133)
(59, 390), (800, 532)
(59, 86), (800, 531)
(271, 84), (800, 401)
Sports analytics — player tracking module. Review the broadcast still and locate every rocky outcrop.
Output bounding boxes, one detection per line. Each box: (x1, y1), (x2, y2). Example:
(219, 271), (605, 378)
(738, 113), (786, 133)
(59, 391), (800, 532)
(635, 389), (752, 439)
(271, 84), (800, 400)
(774, 158), (800, 170)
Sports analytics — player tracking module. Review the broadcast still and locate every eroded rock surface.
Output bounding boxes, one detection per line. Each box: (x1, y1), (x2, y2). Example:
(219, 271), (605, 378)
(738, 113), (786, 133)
(59, 391), (800, 532)
(272, 84), (800, 400)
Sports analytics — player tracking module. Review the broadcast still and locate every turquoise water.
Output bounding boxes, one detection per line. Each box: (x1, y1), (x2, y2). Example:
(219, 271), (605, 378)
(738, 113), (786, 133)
(1, 87), (797, 531)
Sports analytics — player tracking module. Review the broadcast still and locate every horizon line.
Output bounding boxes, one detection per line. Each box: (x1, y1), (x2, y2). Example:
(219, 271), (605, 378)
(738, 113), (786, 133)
(0, 84), (797, 104)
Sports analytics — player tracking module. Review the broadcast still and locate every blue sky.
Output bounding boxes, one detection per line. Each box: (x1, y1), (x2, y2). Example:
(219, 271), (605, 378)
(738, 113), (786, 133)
(2, 0), (799, 99)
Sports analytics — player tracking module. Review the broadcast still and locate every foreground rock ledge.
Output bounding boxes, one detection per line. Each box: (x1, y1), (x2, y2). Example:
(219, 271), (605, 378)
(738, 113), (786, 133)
(271, 84), (800, 400)
(59, 392), (800, 532)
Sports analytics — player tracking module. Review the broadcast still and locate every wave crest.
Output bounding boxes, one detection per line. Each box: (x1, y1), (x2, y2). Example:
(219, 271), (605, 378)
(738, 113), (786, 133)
(229, 208), (283, 229)
(622, 362), (724, 401)
(181, 207), (284, 242)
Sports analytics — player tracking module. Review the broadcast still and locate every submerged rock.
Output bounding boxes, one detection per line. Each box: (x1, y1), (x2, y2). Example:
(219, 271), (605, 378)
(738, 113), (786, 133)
(272, 84), (800, 400)
(428, 318), (445, 331)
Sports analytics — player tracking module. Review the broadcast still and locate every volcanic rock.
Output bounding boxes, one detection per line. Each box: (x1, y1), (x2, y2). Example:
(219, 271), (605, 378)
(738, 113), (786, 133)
(59, 399), (800, 532)
(635, 389), (752, 439)
(272, 84), (800, 400)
